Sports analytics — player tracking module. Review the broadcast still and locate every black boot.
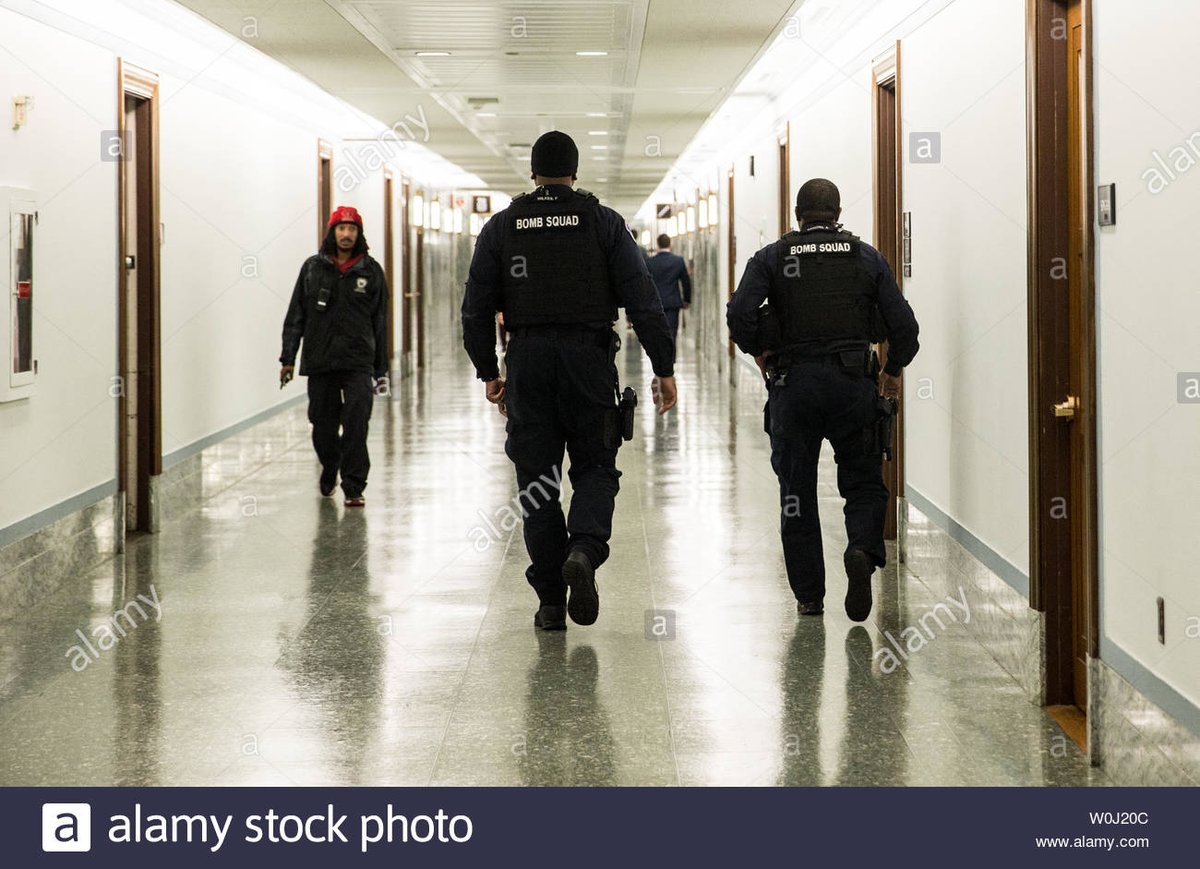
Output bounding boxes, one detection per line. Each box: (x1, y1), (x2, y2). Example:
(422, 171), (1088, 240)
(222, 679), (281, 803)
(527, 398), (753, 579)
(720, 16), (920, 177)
(843, 548), (875, 622)
(534, 604), (567, 631)
(563, 550), (599, 626)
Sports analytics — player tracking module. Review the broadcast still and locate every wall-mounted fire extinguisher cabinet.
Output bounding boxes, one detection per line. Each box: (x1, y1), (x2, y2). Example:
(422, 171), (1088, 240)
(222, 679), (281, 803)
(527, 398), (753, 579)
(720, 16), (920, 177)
(1, 188), (37, 403)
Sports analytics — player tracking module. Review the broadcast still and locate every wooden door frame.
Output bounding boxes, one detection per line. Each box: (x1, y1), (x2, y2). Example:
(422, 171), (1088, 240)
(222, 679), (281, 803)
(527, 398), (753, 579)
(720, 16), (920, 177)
(400, 178), (412, 362)
(414, 219), (426, 369)
(872, 41), (904, 541)
(383, 168), (396, 366)
(777, 123), (791, 237)
(116, 59), (161, 534)
(317, 139), (334, 246)
(1026, 0), (1099, 707)
(726, 167), (736, 361)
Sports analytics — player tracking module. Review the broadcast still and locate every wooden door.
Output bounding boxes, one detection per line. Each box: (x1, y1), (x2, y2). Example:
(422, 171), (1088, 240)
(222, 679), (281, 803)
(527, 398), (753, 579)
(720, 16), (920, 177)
(873, 44), (905, 541)
(317, 141), (333, 245)
(117, 61), (161, 535)
(1028, 0), (1099, 719)
(383, 171), (395, 366)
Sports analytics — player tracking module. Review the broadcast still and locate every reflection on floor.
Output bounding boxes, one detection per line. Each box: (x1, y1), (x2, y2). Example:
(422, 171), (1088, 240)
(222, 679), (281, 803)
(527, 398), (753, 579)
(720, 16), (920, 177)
(0, 327), (1108, 786)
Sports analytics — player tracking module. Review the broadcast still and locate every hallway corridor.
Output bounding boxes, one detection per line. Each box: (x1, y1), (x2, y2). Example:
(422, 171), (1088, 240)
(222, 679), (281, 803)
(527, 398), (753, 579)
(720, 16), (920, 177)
(0, 330), (1106, 787)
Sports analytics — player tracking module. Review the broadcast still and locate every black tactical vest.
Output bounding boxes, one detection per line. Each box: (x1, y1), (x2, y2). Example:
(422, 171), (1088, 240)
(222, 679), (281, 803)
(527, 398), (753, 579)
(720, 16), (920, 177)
(769, 228), (884, 346)
(498, 187), (617, 328)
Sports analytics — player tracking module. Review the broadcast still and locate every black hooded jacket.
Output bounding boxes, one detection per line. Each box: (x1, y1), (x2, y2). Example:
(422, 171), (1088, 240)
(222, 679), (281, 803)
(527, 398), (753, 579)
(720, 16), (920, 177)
(280, 252), (388, 378)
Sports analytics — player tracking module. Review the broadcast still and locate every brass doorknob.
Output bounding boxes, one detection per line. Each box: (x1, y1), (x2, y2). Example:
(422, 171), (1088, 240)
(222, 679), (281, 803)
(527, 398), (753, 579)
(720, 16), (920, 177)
(1053, 395), (1078, 419)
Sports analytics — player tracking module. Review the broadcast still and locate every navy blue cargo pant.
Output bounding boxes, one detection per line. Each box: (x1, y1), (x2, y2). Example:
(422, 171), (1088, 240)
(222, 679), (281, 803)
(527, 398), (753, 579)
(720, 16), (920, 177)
(307, 370), (374, 498)
(503, 329), (622, 606)
(766, 357), (888, 604)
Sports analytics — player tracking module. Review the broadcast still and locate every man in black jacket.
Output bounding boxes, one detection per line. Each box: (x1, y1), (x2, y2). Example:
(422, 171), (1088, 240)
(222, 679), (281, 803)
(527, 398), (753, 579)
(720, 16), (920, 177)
(280, 206), (388, 507)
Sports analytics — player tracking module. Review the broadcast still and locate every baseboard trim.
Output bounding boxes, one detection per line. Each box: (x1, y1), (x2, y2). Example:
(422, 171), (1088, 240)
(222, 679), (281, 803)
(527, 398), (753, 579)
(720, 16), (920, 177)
(905, 485), (1029, 598)
(162, 394), (307, 470)
(0, 480), (118, 549)
(1098, 636), (1200, 739)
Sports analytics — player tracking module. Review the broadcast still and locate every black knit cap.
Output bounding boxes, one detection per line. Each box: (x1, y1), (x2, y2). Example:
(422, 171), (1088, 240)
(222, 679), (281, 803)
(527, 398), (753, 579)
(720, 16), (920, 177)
(531, 131), (579, 178)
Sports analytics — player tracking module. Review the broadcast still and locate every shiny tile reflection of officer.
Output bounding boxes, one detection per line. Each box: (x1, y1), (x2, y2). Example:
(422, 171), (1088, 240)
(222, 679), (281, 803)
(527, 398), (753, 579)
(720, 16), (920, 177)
(776, 621), (911, 786)
(519, 635), (616, 786)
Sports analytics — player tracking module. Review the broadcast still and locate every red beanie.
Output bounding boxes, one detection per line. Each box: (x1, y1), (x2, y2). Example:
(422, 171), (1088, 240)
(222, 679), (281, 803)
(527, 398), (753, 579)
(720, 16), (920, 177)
(328, 205), (363, 229)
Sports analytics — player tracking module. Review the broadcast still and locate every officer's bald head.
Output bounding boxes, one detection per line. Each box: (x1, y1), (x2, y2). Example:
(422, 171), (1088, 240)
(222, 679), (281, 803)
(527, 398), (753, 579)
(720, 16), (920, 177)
(795, 178), (841, 225)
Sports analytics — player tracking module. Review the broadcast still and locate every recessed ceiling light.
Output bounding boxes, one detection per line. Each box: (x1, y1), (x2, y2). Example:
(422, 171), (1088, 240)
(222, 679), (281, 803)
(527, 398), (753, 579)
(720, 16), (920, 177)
(586, 112), (607, 117)
(415, 50), (451, 57)
(596, 177), (609, 182)
(576, 51), (608, 57)
(590, 145), (608, 150)
(588, 131), (608, 136)
(477, 112), (497, 117)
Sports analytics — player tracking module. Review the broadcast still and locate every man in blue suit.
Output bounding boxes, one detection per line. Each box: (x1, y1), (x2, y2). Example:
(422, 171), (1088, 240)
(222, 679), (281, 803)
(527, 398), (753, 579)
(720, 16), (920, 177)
(645, 234), (692, 342)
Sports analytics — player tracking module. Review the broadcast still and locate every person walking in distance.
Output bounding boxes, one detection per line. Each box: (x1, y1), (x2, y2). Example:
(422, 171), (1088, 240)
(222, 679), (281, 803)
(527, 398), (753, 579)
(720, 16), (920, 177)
(280, 206), (390, 507)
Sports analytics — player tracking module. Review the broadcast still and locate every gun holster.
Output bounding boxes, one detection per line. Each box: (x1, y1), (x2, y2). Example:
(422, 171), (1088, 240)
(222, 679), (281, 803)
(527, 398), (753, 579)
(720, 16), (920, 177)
(603, 387), (638, 450)
(602, 330), (636, 450)
(756, 303), (781, 354)
(764, 351), (791, 387)
(837, 348), (879, 378)
(867, 395), (899, 460)
(619, 387), (637, 440)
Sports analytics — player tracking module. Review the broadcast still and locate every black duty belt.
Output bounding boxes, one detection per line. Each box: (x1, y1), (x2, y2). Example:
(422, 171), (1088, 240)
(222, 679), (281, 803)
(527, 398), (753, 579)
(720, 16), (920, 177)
(768, 346), (878, 378)
(509, 325), (612, 349)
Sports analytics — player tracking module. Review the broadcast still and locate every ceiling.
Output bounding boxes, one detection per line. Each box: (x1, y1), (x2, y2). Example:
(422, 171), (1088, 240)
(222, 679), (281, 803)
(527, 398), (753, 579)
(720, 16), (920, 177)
(173, 0), (800, 214)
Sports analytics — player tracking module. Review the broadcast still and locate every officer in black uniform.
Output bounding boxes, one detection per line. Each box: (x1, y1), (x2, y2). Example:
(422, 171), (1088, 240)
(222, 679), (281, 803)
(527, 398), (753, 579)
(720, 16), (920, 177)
(727, 178), (919, 621)
(462, 131), (678, 631)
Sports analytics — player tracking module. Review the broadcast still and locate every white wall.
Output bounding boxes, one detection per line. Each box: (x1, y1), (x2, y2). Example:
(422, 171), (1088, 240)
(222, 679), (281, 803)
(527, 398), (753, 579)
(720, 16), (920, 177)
(900, 0), (1030, 576)
(1094, 0), (1200, 707)
(0, 0), (467, 535)
(731, 131), (782, 283)
(789, 72), (873, 244)
(0, 7), (122, 532)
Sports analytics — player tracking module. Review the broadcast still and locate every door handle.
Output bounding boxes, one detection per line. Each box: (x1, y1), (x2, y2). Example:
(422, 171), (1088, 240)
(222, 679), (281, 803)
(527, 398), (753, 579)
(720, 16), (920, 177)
(1053, 395), (1078, 419)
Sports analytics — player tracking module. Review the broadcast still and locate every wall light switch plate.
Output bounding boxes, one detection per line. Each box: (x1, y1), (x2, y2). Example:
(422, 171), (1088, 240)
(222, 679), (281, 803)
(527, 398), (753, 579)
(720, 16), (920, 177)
(1098, 183), (1116, 226)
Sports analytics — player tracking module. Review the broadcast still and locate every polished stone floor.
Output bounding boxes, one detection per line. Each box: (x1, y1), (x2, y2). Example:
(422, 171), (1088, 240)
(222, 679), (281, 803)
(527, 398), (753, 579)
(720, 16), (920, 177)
(0, 324), (1108, 786)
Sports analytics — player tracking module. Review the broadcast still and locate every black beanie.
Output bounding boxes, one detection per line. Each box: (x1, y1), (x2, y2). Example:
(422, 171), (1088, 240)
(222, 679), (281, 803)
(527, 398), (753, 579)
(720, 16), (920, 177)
(531, 131), (579, 178)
